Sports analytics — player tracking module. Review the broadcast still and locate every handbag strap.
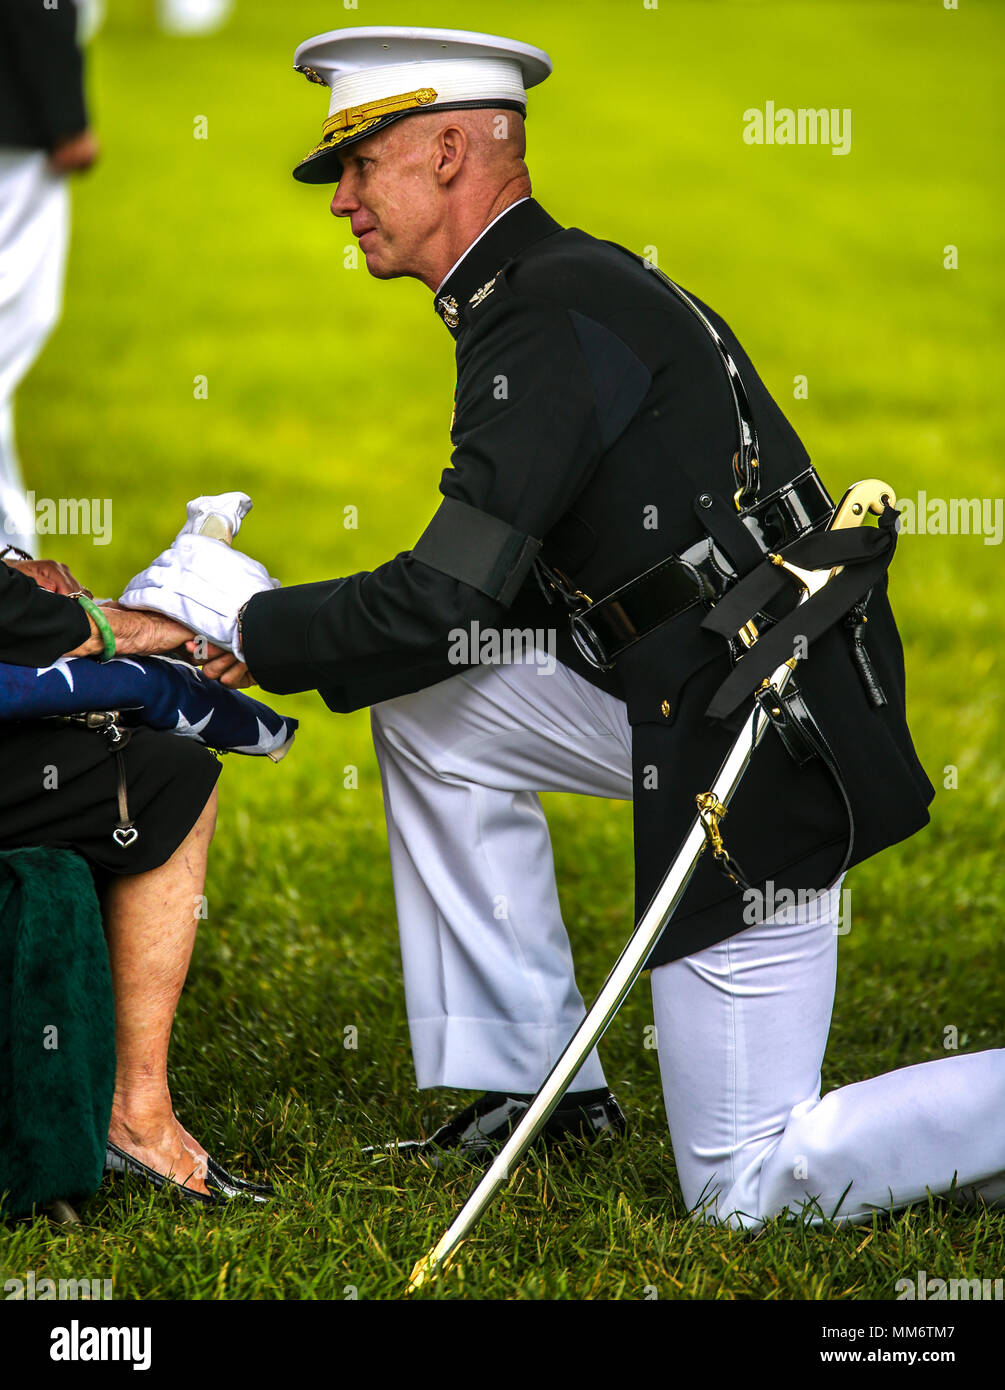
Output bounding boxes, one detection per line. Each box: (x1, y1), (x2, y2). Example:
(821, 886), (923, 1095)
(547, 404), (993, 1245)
(605, 244), (762, 510)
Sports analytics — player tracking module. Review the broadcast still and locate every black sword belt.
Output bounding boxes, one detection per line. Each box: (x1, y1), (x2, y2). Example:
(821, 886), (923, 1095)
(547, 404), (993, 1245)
(545, 467), (834, 672)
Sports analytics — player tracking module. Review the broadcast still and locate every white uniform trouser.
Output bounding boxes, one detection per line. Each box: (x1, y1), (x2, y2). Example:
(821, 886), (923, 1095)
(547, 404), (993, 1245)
(0, 150), (70, 554)
(371, 652), (1005, 1227)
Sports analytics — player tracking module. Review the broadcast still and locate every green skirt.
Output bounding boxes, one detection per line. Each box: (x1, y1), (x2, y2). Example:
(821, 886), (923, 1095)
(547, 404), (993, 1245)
(0, 847), (114, 1219)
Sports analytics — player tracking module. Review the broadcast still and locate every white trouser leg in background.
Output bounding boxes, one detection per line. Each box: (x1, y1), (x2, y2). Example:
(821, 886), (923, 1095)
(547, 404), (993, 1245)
(372, 653), (1004, 1216)
(0, 150), (70, 554)
(651, 896), (1005, 1227)
(371, 652), (634, 1093)
(156, 0), (234, 35)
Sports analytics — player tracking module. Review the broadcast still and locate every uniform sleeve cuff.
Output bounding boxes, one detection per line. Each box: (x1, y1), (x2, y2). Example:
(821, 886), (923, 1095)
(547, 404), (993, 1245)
(240, 587), (316, 694)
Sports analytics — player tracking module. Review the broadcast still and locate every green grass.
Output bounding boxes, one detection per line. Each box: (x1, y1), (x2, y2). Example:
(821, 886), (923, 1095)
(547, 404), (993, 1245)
(2, 0), (1002, 1299)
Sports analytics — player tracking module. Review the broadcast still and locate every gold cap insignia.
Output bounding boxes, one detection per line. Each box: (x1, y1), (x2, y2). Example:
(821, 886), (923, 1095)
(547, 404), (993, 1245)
(308, 87), (438, 156)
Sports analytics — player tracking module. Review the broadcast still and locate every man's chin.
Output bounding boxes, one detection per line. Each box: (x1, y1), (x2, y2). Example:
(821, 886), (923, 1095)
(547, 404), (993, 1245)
(362, 251), (403, 281)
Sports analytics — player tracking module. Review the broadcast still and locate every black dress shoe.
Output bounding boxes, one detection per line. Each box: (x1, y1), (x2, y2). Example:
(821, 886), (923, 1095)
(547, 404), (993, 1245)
(104, 1143), (272, 1206)
(363, 1090), (628, 1165)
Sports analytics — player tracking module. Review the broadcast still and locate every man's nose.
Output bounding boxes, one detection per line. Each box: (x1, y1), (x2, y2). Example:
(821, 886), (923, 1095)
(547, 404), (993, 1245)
(330, 177), (357, 217)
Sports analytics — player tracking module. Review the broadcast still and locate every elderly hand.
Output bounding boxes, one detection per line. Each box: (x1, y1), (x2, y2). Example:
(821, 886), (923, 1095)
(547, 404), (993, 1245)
(106, 604), (198, 655)
(4, 557), (88, 595)
(66, 603), (196, 659)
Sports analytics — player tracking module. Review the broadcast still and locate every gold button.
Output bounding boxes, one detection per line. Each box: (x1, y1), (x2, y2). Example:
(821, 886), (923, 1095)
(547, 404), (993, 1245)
(660, 699), (671, 718)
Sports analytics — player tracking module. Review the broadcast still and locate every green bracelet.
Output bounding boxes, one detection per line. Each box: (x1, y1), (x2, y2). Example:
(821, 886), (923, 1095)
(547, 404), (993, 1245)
(76, 593), (116, 661)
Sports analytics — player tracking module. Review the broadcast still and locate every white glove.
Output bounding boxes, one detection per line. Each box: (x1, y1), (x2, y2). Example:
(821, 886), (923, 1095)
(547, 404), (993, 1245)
(119, 534), (278, 658)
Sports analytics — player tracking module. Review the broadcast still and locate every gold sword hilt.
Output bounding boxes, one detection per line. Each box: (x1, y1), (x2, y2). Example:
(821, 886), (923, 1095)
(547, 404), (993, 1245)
(737, 478), (896, 643)
(197, 515), (234, 544)
(186, 515), (234, 665)
(829, 477), (897, 533)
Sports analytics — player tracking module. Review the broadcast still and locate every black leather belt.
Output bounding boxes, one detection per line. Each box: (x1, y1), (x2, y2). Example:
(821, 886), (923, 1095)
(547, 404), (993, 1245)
(556, 467), (834, 672)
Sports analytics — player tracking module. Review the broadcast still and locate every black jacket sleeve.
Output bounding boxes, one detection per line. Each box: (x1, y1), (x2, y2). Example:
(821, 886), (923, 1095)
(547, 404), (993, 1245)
(0, 0), (88, 151)
(242, 295), (619, 708)
(0, 564), (90, 666)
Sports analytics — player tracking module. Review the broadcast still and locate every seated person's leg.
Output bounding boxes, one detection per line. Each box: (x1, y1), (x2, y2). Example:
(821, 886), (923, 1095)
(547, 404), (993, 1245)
(103, 788), (217, 1195)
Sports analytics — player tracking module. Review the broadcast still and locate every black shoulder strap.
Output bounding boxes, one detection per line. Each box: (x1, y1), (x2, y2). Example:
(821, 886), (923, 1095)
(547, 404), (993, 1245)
(605, 243), (762, 510)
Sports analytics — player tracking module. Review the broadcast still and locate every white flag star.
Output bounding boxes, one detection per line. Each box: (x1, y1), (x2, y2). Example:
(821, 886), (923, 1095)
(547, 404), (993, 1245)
(35, 658), (76, 690)
(105, 657), (148, 674)
(233, 717), (285, 756)
(173, 707), (213, 740)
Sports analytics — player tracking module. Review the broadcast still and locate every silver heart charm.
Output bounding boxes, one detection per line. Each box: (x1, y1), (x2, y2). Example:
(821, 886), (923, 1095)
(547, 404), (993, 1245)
(113, 826), (139, 848)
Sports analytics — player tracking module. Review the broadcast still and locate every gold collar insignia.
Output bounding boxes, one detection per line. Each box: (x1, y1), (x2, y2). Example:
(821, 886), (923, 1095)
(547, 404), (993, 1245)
(468, 276), (498, 309)
(437, 295), (460, 330)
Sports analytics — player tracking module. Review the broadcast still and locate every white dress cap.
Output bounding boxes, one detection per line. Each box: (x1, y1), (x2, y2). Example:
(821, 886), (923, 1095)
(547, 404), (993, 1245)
(291, 25), (552, 183)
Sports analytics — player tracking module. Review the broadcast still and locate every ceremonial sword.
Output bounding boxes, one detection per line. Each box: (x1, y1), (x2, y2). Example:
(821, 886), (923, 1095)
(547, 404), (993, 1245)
(407, 476), (896, 1292)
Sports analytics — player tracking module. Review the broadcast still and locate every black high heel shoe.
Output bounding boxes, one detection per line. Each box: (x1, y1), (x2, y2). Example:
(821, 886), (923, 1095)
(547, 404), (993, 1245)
(104, 1141), (222, 1207)
(104, 1143), (274, 1207)
(205, 1156), (275, 1200)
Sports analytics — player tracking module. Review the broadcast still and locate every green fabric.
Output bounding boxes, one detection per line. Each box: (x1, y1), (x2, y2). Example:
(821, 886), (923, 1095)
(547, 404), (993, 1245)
(0, 847), (115, 1219)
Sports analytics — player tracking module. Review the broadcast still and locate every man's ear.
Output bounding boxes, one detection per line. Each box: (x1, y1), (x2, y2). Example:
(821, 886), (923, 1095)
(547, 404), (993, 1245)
(434, 124), (468, 186)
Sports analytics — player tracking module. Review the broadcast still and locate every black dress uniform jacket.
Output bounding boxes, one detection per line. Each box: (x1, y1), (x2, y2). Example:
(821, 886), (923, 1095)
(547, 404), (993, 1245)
(243, 199), (934, 966)
(0, 0), (89, 153)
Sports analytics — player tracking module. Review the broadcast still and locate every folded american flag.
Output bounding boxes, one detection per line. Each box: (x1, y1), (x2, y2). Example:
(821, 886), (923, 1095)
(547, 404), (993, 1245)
(0, 654), (297, 759)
